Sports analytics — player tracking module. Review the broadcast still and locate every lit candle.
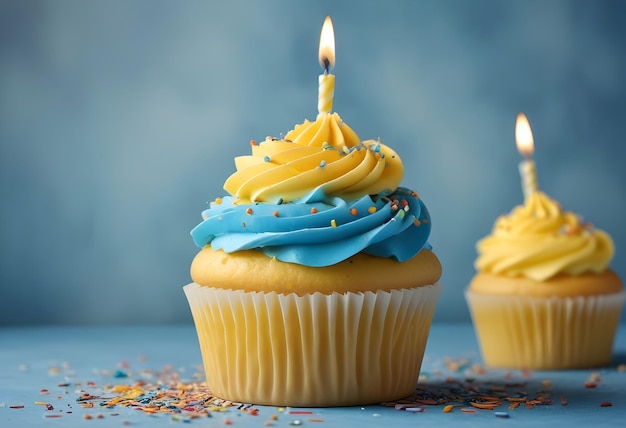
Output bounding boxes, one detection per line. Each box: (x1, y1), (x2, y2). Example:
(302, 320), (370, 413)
(515, 112), (538, 200)
(318, 16), (335, 114)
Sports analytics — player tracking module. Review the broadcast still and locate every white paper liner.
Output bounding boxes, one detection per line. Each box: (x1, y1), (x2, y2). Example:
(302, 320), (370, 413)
(465, 290), (626, 369)
(184, 282), (442, 407)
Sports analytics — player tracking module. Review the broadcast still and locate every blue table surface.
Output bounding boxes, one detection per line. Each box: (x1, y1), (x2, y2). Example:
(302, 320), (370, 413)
(1, 323), (625, 428)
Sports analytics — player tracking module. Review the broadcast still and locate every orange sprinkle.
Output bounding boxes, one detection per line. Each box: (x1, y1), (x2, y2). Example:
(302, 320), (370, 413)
(271, 414), (278, 420)
(541, 380), (552, 387)
(248, 408), (259, 416)
(508, 402), (520, 410)
(246, 208), (253, 215)
(443, 404), (455, 413)
(311, 208), (318, 214)
(96, 414), (104, 419)
(250, 139), (257, 146)
(422, 218), (429, 224)
(469, 402), (498, 410)
(308, 417), (325, 422)
(367, 206), (376, 214)
(224, 418), (233, 425)
(350, 208), (358, 216)
(584, 381), (597, 388)
(273, 211), (279, 217)
(83, 414), (93, 420)
(413, 219), (421, 226)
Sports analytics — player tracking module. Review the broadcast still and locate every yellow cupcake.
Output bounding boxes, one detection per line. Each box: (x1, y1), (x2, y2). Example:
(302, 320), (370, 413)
(185, 112), (442, 406)
(466, 191), (624, 369)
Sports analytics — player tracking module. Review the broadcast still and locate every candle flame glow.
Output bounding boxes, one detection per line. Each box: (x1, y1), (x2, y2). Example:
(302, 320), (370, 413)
(318, 16), (335, 72)
(515, 112), (534, 158)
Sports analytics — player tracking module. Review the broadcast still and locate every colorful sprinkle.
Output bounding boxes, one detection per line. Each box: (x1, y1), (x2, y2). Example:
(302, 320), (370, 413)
(246, 208), (253, 215)
(273, 211), (279, 217)
(319, 160), (326, 168)
(310, 208), (318, 214)
(600, 402), (613, 407)
(250, 140), (257, 146)
(215, 197), (223, 205)
(350, 208), (357, 216)
(442, 404), (455, 413)
(495, 412), (509, 418)
(413, 219), (421, 226)
(330, 219), (337, 228)
(368, 206), (377, 214)
(264, 156), (271, 162)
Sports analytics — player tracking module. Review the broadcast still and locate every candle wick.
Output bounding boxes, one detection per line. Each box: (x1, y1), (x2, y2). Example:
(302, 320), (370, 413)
(322, 57), (330, 74)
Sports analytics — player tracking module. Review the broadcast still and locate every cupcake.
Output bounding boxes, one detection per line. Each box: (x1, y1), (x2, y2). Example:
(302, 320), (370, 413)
(466, 189), (624, 369)
(185, 110), (442, 406)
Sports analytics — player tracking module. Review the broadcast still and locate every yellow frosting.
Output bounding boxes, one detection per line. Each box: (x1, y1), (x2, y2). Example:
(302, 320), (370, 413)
(223, 112), (403, 204)
(475, 191), (614, 281)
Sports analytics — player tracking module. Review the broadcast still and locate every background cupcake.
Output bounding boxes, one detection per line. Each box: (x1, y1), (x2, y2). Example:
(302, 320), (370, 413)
(466, 113), (625, 369)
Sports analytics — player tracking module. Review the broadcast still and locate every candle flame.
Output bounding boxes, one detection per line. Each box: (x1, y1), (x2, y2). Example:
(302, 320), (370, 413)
(318, 16), (335, 72)
(515, 112), (534, 158)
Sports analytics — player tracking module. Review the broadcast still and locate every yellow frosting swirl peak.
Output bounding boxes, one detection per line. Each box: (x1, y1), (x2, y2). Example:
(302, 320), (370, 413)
(223, 113), (403, 203)
(475, 191), (614, 281)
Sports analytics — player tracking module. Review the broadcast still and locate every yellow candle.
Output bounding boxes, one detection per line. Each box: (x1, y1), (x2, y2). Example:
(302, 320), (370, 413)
(318, 16), (335, 114)
(515, 112), (538, 200)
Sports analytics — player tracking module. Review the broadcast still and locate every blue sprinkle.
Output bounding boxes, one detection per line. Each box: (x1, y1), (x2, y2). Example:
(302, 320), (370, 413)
(373, 144), (381, 153)
(113, 370), (128, 378)
(495, 412), (509, 418)
(263, 156), (271, 162)
(320, 160), (327, 168)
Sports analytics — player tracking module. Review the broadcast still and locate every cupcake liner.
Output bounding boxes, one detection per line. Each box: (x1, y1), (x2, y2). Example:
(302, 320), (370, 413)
(184, 282), (442, 407)
(465, 290), (626, 369)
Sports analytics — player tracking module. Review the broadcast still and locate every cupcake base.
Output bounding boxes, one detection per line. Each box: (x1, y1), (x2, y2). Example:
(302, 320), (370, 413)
(184, 282), (442, 407)
(466, 290), (626, 369)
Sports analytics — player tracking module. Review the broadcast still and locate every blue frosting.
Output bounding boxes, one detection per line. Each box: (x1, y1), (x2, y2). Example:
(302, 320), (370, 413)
(191, 186), (432, 267)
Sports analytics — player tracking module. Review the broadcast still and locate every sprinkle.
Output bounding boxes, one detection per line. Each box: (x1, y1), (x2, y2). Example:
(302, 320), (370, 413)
(215, 197), (223, 205)
(246, 208), (253, 215)
(617, 364), (626, 372)
(278, 408), (285, 413)
(600, 402), (612, 407)
(495, 412), (509, 418)
(264, 156), (271, 162)
(443, 404), (455, 413)
(541, 380), (552, 387)
(44, 414), (63, 418)
(350, 208), (357, 216)
(461, 408), (476, 413)
(310, 208), (318, 214)
(290, 420), (303, 426)
(405, 407), (425, 413)
(584, 381), (597, 388)
(413, 219), (421, 226)
(560, 395), (568, 406)
(83, 414), (93, 420)
(308, 417), (325, 422)
(289, 411), (313, 415)
(9, 405), (25, 409)
(319, 160), (326, 168)
(273, 211), (279, 217)
(250, 140), (257, 146)
(367, 206), (377, 214)
(330, 219), (337, 228)
(508, 402), (520, 410)
(422, 218), (429, 224)
(224, 418), (233, 425)
(40, 389), (50, 395)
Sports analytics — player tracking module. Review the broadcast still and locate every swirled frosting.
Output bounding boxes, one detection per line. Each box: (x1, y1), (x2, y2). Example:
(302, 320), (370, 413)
(191, 112), (433, 267)
(475, 191), (614, 281)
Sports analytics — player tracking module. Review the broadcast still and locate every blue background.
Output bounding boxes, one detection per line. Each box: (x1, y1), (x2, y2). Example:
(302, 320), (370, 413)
(1, 0), (625, 326)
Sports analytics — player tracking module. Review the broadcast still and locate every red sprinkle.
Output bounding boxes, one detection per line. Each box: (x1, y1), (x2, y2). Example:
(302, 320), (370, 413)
(10, 405), (25, 409)
(289, 411), (313, 415)
(584, 382), (597, 388)
(600, 402), (613, 407)
(311, 208), (318, 214)
(350, 208), (358, 216)
(250, 140), (257, 146)
(246, 208), (253, 215)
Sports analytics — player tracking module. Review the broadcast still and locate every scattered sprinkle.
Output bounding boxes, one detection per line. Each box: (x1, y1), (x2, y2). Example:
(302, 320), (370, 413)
(9, 405), (25, 409)
(264, 156), (271, 162)
(273, 211), (279, 217)
(600, 402), (613, 407)
(246, 208), (253, 215)
(319, 160), (326, 168)
(350, 208), (357, 216)
(495, 411), (509, 418)
(215, 197), (223, 205)
(250, 140), (257, 146)
(310, 208), (318, 214)
(368, 206), (377, 214)
(330, 219), (337, 228)
(442, 404), (455, 413)
(584, 381), (597, 388)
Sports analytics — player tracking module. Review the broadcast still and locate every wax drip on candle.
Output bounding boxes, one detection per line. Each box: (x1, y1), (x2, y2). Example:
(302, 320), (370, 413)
(318, 16), (335, 114)
(515, 112), (538, 200)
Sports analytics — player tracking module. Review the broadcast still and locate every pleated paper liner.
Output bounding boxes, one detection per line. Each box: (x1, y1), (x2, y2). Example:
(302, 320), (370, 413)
(465, 290), (626, 370)
(184, 282), (442, 407)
